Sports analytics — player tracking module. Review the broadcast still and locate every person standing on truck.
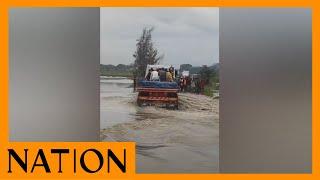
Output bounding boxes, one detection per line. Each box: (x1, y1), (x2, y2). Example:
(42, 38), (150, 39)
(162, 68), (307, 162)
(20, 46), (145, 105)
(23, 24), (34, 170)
(159, 68), (166, 82)
(166, 69), (173, 82)
(146, 69), (152, 81)
(169, 67), (175, 79)
(150, 68), (159, 81)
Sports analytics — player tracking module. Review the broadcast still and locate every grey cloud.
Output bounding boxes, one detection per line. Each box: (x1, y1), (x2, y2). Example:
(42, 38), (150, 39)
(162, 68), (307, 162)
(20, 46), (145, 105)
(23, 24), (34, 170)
(101, 7), (219, 67)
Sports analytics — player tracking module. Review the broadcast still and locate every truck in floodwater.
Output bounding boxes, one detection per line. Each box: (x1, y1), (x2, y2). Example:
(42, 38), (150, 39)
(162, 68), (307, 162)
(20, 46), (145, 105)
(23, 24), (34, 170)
(136, 65), (179, 109)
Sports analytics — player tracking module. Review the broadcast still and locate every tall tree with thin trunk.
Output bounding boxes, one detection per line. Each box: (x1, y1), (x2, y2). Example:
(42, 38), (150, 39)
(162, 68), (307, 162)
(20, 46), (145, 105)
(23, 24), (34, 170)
(133, 27), (164, 78)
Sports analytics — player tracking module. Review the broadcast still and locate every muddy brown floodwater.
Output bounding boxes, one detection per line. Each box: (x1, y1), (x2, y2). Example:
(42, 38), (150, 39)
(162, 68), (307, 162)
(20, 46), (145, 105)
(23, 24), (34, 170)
(100, 77), (219, 173)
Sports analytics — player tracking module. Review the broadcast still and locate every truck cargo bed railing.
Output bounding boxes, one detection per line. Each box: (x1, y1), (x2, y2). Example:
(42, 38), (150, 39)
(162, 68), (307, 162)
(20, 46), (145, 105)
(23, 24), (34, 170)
(136, 87), (179, 93)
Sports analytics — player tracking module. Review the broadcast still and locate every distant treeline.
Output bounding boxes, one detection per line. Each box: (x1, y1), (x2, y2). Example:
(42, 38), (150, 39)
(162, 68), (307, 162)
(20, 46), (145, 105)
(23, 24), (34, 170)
(179, 63), (219, 75)
(100, 64), (133, 77)
(100, 63), (219, 78)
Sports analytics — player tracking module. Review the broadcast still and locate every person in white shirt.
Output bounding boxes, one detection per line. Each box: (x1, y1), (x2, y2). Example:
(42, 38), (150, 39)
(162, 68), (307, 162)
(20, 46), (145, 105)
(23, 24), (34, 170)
(150, 68), (159, 81)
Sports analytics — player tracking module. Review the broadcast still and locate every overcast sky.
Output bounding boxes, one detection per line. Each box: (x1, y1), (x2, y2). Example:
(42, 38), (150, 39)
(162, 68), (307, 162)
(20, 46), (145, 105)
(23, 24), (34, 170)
(100, 8), (219, 67)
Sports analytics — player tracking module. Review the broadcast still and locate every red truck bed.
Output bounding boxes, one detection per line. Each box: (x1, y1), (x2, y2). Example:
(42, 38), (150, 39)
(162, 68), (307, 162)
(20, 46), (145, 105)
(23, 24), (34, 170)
(136, 87), (179, 109)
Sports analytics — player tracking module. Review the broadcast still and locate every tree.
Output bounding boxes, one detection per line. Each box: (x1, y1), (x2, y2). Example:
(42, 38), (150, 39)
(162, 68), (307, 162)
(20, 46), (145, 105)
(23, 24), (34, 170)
(133, 27), (163, 78)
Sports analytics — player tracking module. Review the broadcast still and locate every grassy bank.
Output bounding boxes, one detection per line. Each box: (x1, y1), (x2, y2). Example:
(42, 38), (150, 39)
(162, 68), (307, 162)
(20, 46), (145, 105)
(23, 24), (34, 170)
(203, 73), (219, 97)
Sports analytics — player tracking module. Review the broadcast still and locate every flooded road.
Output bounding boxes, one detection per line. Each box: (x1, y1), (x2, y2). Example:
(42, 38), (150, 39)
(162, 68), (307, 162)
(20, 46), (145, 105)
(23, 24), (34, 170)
(100, 77), (219, 173)
(100, 76), (136, 128)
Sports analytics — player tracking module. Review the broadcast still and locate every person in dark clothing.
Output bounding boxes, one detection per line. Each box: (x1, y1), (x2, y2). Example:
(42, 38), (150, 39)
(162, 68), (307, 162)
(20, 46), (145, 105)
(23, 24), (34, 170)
(159, 68), (166, 82)
(146, 69), (152, 81)
(195, 80), (200, 94)
(186, 77), (191, 92)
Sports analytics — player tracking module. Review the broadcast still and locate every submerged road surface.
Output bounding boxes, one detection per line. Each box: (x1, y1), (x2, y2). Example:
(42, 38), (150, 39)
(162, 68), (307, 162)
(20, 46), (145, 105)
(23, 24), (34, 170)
(100, 77), (219, 173)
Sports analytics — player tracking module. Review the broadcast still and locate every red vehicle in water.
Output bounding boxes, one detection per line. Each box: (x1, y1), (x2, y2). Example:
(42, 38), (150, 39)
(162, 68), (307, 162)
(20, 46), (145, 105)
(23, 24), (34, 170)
(136, 65), (179, 109)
